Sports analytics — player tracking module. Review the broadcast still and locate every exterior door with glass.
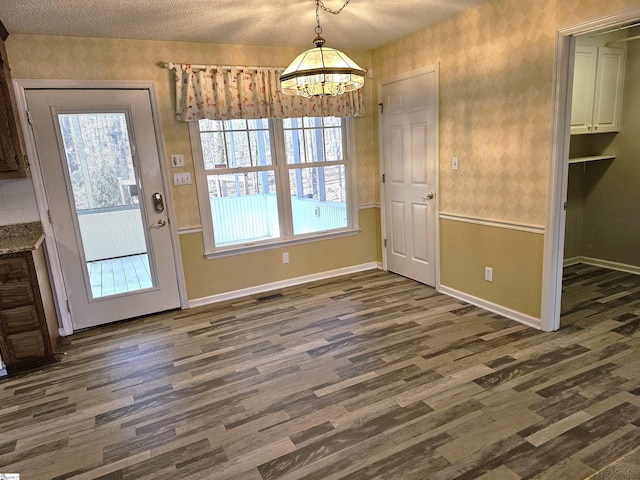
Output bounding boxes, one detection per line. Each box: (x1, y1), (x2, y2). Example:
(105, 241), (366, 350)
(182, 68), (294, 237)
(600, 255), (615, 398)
(25, 88), (180, 330)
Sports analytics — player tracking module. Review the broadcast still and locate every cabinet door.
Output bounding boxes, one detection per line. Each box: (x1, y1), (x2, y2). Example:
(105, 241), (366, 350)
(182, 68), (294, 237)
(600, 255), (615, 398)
(0, 34), (29, 178)
(1, 329), (47, 361)
(0, 250), (57, 374)
(592, 46), (625, 133)
(0, 256), (34, 308)
(571, 46), (597, 135)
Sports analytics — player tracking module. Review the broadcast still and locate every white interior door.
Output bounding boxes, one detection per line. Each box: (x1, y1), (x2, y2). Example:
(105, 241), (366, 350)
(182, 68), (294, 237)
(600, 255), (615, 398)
(26, 88), (180, 330)
(381, 68), (438, 285)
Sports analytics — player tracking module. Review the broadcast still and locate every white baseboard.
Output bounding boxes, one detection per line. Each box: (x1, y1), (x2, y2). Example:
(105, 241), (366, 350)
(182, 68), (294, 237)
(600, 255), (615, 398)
(563, 256), (581, 267)
(188, 262), (383, 308)
(567, 256), (640, 275)
(438, 285), (542, 330)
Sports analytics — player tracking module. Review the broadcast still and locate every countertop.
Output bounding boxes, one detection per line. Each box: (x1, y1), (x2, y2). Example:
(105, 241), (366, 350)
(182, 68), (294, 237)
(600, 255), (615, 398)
(0, 222), (45, 255)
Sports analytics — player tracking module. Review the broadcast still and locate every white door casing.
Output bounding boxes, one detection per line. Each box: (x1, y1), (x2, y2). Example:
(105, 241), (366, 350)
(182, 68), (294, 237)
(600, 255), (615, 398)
(24, 87), (181, 330)
(379, 66), (439, 286)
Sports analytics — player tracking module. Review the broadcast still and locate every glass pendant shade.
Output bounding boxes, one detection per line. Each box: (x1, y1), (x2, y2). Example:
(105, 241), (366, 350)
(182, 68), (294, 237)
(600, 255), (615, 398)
(280, 37), (365, 97)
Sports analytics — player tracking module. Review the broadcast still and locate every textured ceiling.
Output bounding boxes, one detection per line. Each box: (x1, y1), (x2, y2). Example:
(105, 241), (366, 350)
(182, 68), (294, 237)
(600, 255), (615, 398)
(0, 0), (486, 50)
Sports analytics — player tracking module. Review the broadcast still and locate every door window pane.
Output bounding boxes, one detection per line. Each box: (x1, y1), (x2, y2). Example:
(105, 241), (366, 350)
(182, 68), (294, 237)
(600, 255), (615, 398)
(57, 113), (153, 298)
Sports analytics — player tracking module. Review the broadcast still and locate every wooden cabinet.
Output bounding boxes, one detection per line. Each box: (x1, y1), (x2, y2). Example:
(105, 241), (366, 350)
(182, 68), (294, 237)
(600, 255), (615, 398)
(0, 20), (30, 178)
(571, 45), (626, 135)
(0, 243), (59, 374)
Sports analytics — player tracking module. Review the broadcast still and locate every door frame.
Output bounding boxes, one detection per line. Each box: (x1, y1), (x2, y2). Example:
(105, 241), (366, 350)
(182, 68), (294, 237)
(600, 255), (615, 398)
(13, 80), (189, 336)
(377, 64), (441, 288)
(542, 6), (640, 332)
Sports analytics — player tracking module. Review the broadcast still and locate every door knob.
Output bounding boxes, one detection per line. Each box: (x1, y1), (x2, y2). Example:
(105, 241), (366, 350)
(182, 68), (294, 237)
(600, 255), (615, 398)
(422, 192), (435, 201)
(152, 219), (166, 228)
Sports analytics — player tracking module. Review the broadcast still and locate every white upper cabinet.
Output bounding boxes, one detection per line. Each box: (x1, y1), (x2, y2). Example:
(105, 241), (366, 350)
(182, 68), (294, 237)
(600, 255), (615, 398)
(571, 46), (598, 134)
(571, 45), (626, 135)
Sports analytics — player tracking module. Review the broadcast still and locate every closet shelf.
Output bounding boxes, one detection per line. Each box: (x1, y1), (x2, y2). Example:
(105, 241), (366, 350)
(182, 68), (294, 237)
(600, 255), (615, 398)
(568, 154), (616, 164)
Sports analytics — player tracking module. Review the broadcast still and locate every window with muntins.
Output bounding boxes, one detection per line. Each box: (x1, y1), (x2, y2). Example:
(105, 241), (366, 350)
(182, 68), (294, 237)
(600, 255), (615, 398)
(190, 116), (357, 255)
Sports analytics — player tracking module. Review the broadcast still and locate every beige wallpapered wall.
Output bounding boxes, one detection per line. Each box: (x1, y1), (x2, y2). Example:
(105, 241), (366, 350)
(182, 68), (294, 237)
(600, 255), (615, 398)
(372, 0), (640, 228)
(556, 0), (640, 27)
(373, 0), (555, 227)
(6, 36), (375, 230)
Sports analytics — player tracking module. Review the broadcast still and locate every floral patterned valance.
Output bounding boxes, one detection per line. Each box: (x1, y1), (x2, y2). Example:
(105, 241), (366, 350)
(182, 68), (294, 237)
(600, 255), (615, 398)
(171, 65), (365, 122)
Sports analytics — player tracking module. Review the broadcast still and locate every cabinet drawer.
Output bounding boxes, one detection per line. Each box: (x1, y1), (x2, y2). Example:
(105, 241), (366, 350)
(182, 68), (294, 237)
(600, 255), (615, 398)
(0, 256), (29, 280)
(0, 281), (34, 308)
(0, 304), (39, 333)
(2, 329), (46, 359)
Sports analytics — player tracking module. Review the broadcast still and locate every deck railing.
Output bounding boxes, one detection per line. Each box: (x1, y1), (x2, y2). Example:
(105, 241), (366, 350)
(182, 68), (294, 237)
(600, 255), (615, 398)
(211, 195), (279, 244)
(211, 194), (347, 245)
(76, 196), (348, 260)
(77, 206), (146, 262)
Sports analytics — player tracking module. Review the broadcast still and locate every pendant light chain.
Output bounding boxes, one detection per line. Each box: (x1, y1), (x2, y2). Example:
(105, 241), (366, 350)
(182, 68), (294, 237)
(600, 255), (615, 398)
(315, 0), (352, 35)
(318, 0), (352, 15)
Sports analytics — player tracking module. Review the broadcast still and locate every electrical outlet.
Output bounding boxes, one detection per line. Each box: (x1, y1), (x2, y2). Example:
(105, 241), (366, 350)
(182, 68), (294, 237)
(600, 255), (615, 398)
(452, 156), (459, 170)
(485, 266), (493, 282)
(282, 252), (289, 264)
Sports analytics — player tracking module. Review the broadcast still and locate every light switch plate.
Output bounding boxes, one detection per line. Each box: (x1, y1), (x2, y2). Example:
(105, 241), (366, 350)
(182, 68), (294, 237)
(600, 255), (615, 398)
(171, 154), (185, 167)
(173, 172), (192, 185)
(452, 156), (459, 170)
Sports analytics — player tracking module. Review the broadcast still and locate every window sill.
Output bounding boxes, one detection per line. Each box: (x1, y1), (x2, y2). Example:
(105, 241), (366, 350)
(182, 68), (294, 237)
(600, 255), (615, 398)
(203, 228), (361, 259)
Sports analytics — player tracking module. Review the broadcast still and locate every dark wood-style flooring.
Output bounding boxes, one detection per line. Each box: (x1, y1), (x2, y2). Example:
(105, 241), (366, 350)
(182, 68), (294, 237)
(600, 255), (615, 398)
(1, 265), (639, 479)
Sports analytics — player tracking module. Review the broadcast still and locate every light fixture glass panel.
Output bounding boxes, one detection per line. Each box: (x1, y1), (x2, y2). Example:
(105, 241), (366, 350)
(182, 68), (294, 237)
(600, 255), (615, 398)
(281, 46), (365, 97)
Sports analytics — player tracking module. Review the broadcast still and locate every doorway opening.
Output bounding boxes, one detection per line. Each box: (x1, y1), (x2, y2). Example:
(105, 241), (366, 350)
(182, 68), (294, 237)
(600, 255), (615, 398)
(542, 7), (640, 332)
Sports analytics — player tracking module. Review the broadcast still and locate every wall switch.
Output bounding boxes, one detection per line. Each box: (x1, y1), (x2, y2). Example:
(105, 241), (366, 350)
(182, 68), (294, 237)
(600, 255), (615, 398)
(452, 156), (459, 170)
(171, 154), (185, 167)
(485, 266), (493, 282)
(173, 172), (192, 185)
(282, 252), (289, 264)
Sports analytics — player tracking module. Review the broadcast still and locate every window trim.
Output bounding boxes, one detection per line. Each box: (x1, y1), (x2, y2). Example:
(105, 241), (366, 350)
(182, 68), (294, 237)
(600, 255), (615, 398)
(189, 117), (359, 257)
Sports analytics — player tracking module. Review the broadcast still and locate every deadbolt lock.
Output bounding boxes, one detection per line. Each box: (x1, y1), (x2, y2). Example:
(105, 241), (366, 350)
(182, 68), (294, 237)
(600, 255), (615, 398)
(152, 192), (165, 213)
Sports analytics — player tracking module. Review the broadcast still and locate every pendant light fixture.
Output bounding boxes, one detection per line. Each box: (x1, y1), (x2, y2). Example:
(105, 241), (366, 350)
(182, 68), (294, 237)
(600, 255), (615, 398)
(280, 0), (365, 97)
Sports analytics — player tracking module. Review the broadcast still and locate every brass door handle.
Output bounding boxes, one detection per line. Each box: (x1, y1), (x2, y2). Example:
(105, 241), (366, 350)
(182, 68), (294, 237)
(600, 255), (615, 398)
(422, 192), (435, 201)
(152, 219), (166, 228)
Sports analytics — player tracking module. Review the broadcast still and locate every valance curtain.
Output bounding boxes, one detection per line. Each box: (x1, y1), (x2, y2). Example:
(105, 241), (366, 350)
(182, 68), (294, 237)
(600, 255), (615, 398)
(172, 64), (365, 121)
